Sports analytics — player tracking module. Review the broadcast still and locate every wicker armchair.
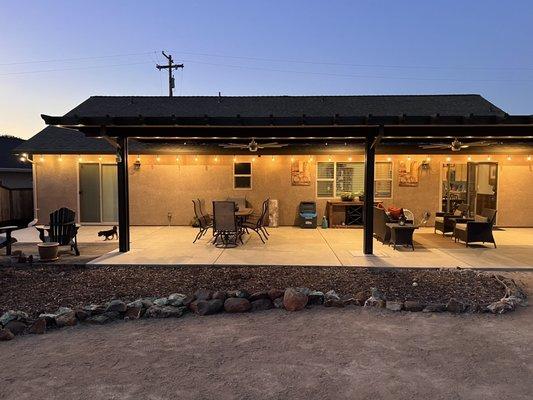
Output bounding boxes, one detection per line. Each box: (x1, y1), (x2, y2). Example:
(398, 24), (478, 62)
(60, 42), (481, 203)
(453, 208), (497, 248)
(434, 204), (469, 235)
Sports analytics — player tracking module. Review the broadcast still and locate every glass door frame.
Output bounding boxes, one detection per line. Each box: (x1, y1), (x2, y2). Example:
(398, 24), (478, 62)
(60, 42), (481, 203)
(78, 162), (118, 224)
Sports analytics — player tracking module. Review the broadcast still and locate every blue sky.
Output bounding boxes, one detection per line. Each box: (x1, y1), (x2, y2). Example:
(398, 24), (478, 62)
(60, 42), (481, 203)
(1, 0), (532, 138)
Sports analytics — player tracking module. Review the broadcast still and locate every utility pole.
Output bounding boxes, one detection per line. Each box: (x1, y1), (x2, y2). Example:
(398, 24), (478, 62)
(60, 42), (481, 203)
(156, 51), (184, 97)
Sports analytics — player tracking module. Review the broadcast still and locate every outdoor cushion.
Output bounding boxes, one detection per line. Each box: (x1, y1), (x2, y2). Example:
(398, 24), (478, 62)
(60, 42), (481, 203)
(434, 216), (444, 223)
(454, 223), (467, 231)
(388, 207), (403, 220)
(475, 215), (488, 223)
(453, 209), (463, 216)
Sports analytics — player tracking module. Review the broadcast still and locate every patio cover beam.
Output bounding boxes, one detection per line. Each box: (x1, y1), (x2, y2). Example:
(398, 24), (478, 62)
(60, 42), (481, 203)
(363, 129), (378, 255)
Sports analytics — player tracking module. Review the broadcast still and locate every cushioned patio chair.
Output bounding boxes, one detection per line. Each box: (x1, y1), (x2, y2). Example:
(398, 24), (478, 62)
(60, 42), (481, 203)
(453, 208), (497, 248)
(38, 207), (80, 255)
(242, 199), (270, 243)
(212, 201), (243, 248)
(435, 203), (469, 235)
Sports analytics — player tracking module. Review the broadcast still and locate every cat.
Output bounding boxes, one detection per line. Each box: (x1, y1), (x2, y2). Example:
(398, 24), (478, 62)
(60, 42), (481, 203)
(98, 225), (118, 240)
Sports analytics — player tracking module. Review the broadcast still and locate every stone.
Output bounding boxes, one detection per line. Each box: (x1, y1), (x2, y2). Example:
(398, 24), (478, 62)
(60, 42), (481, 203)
(224, 298), (251, 313)
(124, 306), (143, 320)
(29, 318), (47, 334)
(55, 312), (78, 327)
(183, 295), (196, 308)
(273, 298), (284, 309)
(103, 311), (121, 321)
(249, 291), (269, 302)
(0, 310), (28, 326)
(153, 298), (169, 307)
(5, 320), (27, 335)
(324, 298), (345, 308)
(446, 298), (466, 313)
(212, 291), (227, 302)
(228, 290), (250, 299)
(38, 314), (58, 328)
(364, 287), (386, 308)
(194, 289), (212, 301)
(268, 289), (285, 301)
(354, 291), (368, 306)
(403, 300), (424, 312)
(308, 291), (325, 305)
(75, 309), (89, 321)
(296, 287), (311, 296)
(87, 314), (112, 325)
(145, 305), (185, 319)
(105, 300), (127, 313)
(370, 287), (385, 300)
(325, 290), (340, 301)
(83, 304), (105, 316)
(386, 301), (404, 312)
(283, 288), (308, 311)
(188, 300), (199, 313)
(422, 304), (446, 313)
(197, 299), (224, 316)
(250, 298), (274, 312)
(167, 293), (187, 307)
(0, 328), (14, 341)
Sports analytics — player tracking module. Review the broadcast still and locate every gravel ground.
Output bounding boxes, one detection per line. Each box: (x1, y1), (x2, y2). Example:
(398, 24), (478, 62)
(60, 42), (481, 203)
(0, 272), (531, 400)
(0, 265), (505, 317)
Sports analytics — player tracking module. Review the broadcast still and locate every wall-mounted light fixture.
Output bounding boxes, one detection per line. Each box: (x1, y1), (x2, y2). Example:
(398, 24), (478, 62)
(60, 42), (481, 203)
(19, 153), (35, 164)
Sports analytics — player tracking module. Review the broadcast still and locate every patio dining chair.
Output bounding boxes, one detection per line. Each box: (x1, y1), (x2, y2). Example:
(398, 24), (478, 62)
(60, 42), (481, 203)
(192, 199), (212, 243)
(241, 199), (270, 243)
(212, 201), (244, 248)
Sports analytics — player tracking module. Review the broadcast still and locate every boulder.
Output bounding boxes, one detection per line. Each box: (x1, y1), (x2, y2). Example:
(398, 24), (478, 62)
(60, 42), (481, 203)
(182, 295), (196, 308)
(145, 305), (185, 319)
(188, 300), (199, 313)
(325, 290), (340, 301)
(38, 314), (58, 328)
(296, 287), (311, 296)
(250, 298), (274, 312)
(273, 298), (284, 309)
(75, 310), (89, 321)
(354, 291), (368, 306)
(249, 291), (270, 302)
(268, 289), (285, 301)
(308, 291), (325, 305)
(446, 298), (466, 313)
(153, 298), (169, 307)
(87, 314), (113, 325)
(83, 304), (105, 316)
(364, 287), (386, 308)
(105, 300), (127, 313)
(224, 298), (251, 313)
(103, 311), (121, 321)
(0, 310), (29, 326)
(29, 318), (47, 334)
(228, 290), (250, 299)
(5, 320), (27, 335)
(283, 288), (308, 311)
(55, 311), (78, 327)
(212, 291), (227, 302)
(0, 328), (14, 341)
(386, 301), (404, 312)
(403, 300), (424, 312)
(124, 306), (143, 320)
(197, 299), (224, 316)
(194, 289), (212, 301)
(423, 304), (446, 313)
(168, 293), (187, 307)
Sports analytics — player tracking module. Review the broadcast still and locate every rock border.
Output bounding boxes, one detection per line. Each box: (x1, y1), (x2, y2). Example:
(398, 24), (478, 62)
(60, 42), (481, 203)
(0, 276), (527, 342)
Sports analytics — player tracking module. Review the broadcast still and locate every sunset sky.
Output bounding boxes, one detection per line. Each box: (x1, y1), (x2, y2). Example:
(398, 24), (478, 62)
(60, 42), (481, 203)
(2, 0), (532, 139)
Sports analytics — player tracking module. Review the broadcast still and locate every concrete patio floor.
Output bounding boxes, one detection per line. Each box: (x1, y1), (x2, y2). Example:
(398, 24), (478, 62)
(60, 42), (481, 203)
(7, 225), (533, 269)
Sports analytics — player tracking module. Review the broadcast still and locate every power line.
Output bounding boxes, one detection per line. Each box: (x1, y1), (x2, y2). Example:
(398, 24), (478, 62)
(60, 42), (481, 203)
(170, 50), (533, 72)
(0, 61), (153, 76)
(0, 51), (157, 66)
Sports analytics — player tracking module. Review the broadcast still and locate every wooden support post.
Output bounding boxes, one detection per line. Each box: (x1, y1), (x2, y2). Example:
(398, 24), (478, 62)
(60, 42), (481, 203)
(363, 129), (378, 255)
(117, 136), (130, 252)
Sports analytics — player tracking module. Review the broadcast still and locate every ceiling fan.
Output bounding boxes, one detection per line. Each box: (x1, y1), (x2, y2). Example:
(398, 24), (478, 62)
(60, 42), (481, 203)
(219, 138), (289, 152)
(420, 138), (496, 152)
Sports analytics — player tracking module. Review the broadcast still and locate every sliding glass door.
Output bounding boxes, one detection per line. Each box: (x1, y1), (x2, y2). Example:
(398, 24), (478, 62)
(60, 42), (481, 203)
(467, 162), (498, 216)
(79, 163), (118, 223)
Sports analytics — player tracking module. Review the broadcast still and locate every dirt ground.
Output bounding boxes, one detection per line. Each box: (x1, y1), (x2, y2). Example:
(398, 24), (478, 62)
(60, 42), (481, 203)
(0, 272), (531, 400)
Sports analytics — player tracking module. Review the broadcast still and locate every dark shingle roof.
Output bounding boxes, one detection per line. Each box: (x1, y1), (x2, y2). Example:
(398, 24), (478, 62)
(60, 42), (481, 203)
(0, 136), (31, 169)
(64, 94), (506, 118)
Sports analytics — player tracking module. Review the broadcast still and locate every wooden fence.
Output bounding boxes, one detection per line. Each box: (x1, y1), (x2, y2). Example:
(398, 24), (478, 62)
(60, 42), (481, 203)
(0, 184), (33, 225)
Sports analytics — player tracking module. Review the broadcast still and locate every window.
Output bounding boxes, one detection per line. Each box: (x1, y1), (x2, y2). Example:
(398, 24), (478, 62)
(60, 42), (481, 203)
(233, 162), (252, 189)
(316, 161), (392, 198)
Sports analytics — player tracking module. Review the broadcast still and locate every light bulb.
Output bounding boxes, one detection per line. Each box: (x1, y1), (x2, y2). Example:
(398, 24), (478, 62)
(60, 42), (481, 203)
(58, 155), (63, 162)
(387, 157), (391, 162)
(156, 156), (161, 162)
(39, 155), (44, 162)
(507, 155), (511, 161)
(348, 156), (352, 161)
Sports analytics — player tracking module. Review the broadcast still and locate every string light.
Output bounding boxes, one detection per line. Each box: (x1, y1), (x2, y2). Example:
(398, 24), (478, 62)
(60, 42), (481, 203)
(407, 156), (411, 161)
(446, 156), (451, 162)
(214, 156), (219, 162)
(271, 155), (275, 162)
(58, 155), (63, 162)
(487, 155), (491, 161)
(348, 156), (353, 161)
(426, 156), (431, 162)
(233, 155), (237, 162)
(308, 155), (313, 162)
(39, 155), (44, 162)
(328, 155), (332, 162)
(136, 155), (141, 161)
(194, 155), (199, 162)
(507, 155), (512, 161)
(156, 155), (161, 162)
(176, 155), (180, 162)
(98, 155), (102, 161)
(528, 155), (532, 161)
(78, 155), (82, 162)
(467, 155), (472, 161)
(251, 157), (256, 162)
(290, 156), (294, 162)
(387, 156), (391, 162)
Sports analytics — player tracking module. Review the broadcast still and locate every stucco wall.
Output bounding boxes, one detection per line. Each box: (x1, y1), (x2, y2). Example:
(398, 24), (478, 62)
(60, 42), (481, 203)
(32, 153), (533, 227)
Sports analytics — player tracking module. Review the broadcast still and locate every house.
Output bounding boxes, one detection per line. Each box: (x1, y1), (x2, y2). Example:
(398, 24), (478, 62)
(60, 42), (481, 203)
(14, 94), (533, 254)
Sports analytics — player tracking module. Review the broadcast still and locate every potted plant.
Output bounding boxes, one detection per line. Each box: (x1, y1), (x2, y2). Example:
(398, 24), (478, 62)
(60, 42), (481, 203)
(356, 191), (365, 202)
(340, 192), (355, 202)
